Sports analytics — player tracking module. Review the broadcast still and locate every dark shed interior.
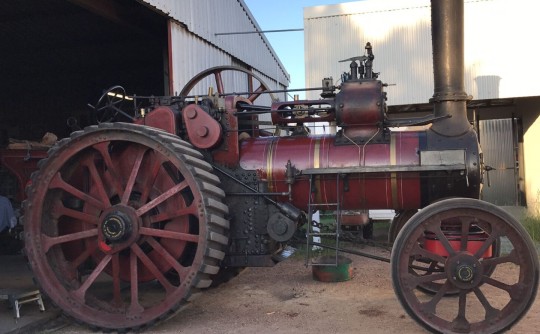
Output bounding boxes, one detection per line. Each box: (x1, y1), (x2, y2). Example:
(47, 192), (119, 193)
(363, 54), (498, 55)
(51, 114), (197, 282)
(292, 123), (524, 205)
(0, 0), (168, 142)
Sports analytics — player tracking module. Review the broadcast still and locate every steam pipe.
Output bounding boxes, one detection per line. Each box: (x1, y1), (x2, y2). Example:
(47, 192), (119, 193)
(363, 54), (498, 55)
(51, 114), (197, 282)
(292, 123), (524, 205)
(429, 0), (472, 136)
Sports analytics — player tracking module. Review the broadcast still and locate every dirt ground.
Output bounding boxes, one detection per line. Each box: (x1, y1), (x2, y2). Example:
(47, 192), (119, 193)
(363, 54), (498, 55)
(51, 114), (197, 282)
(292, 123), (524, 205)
(53, 245), (540, 334)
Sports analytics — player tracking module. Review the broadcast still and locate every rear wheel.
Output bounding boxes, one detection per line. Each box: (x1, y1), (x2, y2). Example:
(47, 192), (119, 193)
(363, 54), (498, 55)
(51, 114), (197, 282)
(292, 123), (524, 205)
(23, 123), (229, 331)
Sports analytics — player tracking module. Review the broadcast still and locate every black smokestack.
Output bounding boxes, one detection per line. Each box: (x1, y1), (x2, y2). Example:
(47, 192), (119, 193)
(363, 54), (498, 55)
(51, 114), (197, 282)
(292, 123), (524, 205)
(430, 0), (471, 136)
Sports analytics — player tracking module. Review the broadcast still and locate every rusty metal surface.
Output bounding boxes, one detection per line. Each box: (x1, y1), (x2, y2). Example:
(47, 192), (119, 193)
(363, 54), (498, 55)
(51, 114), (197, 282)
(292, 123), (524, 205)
(391, 198), (539, 334)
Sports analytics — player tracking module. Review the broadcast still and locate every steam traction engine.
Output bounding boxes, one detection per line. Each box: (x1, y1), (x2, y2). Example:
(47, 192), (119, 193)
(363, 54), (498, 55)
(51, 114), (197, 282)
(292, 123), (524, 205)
(22, 1), (537, 333)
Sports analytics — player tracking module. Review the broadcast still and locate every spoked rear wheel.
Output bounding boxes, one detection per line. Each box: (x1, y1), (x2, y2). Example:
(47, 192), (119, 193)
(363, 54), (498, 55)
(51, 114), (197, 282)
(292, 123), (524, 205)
(391, 198), (538, 334)
(23, 123), (229, 331)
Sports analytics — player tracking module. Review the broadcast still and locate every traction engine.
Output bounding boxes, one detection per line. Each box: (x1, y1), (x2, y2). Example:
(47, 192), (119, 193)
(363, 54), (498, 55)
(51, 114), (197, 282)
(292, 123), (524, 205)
(22, 1), (538, 333)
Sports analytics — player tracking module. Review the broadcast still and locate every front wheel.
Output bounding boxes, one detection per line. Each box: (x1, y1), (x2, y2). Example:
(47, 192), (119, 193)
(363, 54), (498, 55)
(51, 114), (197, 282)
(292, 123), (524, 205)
(391, 198), (538, 334)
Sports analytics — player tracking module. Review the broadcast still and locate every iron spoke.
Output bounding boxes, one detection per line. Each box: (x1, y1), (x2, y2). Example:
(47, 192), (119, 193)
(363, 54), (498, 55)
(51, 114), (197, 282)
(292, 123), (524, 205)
(111, 253), (122, 306)
(82, 155), (111, 207)
(147, 237), (189, 281)
(482, 276), (515, 296)
(473, 231), (501, 259)
(42, 229), (98, 253)
(70, 243), (98, 270)
(148, 205), (197, 224)
(214, 70), (224, 94)
(405, 272), (447, 287)
(121, 146), (147, 205)
(430, 220), (457, 257)
(248, 84), (265, 102)
(51, 202), (99, 225)
(49, 173), (106, 210)
(139, 154), (164, 204)
(93, 142), (125, 198)
(129, 250), (144, 314)
(73, 254), (112, 302)
(412, 243), (447, 264)
(451, 290), (470, 332)
(139, 227), (199, 243)
(460, 217), (472, 252)
(421, 280), (452, 313)
(131, 243), (175, 293)
(136, 180), (189, 216)
(481, 249), (518, 267)
(473, 287), (500, 320)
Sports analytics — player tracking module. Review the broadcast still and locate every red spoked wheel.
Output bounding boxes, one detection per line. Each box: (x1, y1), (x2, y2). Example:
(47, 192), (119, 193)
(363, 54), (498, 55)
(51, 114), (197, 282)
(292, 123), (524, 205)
(23, 123), (229, 331)
(391, 198), (538, 334)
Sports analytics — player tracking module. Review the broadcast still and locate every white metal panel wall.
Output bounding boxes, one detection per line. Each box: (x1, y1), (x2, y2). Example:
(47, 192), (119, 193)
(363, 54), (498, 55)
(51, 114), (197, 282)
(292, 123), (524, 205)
(304, 0), (540, 104)
(142, 0), (289, 87)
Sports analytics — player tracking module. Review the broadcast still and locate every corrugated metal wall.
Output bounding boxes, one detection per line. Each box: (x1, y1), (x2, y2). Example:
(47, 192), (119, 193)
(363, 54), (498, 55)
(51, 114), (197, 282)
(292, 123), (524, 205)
(304, 0), (432, 103)
(169, 24), (286, 103)
(304, 0), (540, 103)
(479, 119), (518, 205)
(142, 0), (289, 93)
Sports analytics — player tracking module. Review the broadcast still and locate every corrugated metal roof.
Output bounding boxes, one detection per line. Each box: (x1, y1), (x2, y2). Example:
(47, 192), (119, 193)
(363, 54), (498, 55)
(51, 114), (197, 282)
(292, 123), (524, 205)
(304, 0), (540, 104)
(141, 0), (290, 87)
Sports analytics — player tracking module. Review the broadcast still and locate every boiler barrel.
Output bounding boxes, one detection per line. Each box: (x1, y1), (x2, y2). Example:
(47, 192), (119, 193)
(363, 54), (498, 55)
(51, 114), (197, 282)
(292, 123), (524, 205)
(239, 132), (423, 211)
(239, 130), (480, 211)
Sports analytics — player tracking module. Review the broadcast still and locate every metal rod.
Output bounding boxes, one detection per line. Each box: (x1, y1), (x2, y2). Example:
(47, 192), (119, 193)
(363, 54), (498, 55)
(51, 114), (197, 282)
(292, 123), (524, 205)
(130, 86), (335, 100)
(215, 28), (304, 36)
(186, 86), (333, 99)
(227, 192), (289, 196)
(211, 163), (279, 206)
(309, 242), (390, 263)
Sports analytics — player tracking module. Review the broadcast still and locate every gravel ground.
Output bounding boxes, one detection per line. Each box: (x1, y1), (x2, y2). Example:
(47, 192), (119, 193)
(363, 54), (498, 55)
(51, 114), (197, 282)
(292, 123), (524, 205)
(51, 245), (540, 334)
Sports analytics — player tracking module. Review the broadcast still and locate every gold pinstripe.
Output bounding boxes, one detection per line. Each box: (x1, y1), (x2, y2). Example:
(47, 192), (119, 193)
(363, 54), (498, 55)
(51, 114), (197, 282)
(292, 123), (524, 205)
(313, 139), (322, 204)
(390, 133), (399, 208)
(266, 139), (276, 192)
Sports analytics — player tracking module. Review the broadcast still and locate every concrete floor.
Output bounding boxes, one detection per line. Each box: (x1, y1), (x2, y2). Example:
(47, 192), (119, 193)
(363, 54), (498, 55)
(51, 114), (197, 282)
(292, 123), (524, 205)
(0, 255), (60, 334)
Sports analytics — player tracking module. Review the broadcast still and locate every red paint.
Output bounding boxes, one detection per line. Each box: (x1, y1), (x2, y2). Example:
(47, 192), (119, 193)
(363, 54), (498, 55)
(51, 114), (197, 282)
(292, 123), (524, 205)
(134, 106), (177, 134)
(239, 131), (422, 211)
(424, 239), (492, 258)
(182, 104), (222, 149)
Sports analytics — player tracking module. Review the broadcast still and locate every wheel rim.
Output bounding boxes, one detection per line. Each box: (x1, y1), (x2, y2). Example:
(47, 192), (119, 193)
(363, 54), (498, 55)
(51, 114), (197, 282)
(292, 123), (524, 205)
(391, 198), (539, 334)
(23, 123), (228, 330)
(388, 209), (417, 243)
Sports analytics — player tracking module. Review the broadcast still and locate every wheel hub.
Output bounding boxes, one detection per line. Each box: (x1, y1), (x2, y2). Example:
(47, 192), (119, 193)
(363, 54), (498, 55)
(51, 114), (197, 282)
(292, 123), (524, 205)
(446, 253), (483, 289)
(98, 206), (140, 253)
(102, 211), (132, 242)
